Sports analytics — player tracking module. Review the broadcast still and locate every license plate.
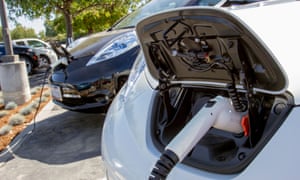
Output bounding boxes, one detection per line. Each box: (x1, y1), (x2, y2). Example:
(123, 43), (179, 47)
(51, 85), (62, 101)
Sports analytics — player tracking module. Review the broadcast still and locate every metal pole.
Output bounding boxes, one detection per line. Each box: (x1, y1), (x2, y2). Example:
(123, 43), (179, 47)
(0, 0), (31, 105)
(0, 0), (14, 57)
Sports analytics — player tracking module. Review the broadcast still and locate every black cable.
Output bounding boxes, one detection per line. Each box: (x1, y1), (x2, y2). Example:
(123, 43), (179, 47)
(149, 150), (179, 180)
(31, 67), (51, 132)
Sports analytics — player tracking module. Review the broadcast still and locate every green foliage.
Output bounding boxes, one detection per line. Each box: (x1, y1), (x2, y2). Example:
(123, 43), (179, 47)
(8, 114), (25, 126)
(0, 125), (12, 136)
(30, 89), (38, 95)
(30, 86), (41, 95)
(0, 25), (37, 40)
(4, 101), (18, 110)
(19, 106), (33, 116)
(40, 96), (48, 103)
(42, 91), (51, 97)
(0, 111), (8, 118)
(6, 0), (141, 41)
(30, 100), (39, 109)
(10, 24), (37, 39)
(72, 2), (130, 36)
(38, 31), (46, 39)
(44, 19), (59, 37)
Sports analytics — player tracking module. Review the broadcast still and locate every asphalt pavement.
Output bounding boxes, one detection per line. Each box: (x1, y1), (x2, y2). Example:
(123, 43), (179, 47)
(0, 69), (107, 180)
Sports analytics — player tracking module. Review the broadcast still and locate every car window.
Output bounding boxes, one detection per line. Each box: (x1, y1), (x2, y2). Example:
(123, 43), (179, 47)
(15, 41), (26, 46)
(0, 46), (5, 56)
(28, 40), (47, 48)
(198, 0), (224, 6)
(113, 0), (222, 30)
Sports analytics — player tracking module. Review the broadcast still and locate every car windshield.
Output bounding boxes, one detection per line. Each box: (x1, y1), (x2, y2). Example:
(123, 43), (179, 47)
(27, 40), (48, 48)
(113, 0), (222, 30)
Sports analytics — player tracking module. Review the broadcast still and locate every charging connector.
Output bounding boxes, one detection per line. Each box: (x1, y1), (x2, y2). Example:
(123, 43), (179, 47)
(149, 96), (245, 179)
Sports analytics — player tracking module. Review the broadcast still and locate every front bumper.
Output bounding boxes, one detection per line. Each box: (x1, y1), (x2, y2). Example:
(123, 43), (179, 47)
(49, 46), (140, 111)
(50, 78), (115, 111)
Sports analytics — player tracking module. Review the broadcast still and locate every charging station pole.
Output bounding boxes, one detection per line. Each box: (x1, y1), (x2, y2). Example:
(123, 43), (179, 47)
(0, 0), (31, 105)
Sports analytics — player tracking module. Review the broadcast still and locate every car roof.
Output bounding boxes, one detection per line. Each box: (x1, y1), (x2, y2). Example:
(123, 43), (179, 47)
(13, 38), (43, 41)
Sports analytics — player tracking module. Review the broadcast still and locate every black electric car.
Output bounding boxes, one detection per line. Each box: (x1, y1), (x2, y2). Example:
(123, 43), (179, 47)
(49, 0), (265, 112)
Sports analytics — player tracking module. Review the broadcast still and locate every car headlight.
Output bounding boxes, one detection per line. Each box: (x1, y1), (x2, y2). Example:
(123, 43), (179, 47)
(86, 31), (138, 66)
(118, 52), (145, 105)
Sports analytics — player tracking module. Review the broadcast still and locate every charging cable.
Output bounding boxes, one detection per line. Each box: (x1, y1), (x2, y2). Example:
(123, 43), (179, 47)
(149, 96), (245, 179)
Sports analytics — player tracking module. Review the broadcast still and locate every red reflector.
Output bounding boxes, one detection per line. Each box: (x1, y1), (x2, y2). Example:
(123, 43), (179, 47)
(241, 115), (250, 136)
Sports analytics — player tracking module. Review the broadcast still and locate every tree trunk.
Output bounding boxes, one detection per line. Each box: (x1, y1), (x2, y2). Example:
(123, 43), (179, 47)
(63, 11), (73, 47)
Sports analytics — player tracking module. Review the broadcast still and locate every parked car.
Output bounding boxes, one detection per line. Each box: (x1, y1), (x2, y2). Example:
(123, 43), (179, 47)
(49, 0), (262, 112)
(0, 44), (39, 74)
(101, 1), (300, 179)
(13, 38), (58, 68)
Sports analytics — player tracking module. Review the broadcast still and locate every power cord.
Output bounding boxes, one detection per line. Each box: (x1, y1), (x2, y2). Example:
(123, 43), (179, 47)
(30, 66), (52, 132)
(0, 67), (51, 158)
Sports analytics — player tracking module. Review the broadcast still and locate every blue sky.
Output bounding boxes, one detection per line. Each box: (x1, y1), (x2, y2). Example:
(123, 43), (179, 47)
(0, 2), (45, 34)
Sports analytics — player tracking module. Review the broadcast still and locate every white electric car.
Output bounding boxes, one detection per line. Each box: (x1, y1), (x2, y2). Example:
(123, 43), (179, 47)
(102, 1), (300, 179)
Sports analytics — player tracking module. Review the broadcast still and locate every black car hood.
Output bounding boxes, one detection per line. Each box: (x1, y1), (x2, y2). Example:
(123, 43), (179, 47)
(69, 28), (134, 59)
(136, 7), (287, 94)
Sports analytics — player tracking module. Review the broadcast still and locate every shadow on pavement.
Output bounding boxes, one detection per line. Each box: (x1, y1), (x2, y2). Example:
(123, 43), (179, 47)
(1, 110), (105, 165)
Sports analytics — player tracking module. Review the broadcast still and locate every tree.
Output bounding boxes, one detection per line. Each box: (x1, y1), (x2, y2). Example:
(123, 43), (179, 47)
(0, 25), (37, 40)
(38, 30), (45, 39)
(6, 0), (139, 46)
(10, 24), (37, 39)
(44, 18), (61, 38)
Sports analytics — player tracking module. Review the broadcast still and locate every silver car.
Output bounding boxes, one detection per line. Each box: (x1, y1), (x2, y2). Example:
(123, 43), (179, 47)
(102, 0), (300, 179)
(13, 38), (58, 68)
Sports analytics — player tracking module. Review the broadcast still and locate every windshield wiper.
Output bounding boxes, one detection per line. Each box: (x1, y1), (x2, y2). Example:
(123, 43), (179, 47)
(114, 26), (135, 30)
(224, 0), (266, 6)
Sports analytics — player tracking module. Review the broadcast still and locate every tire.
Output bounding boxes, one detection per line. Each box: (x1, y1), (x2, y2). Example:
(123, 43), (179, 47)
(19, 55), (33, 75)
(39, 55), (51, 68)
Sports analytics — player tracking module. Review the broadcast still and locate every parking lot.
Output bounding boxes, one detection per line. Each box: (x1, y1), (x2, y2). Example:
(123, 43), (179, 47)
(0, 70), (106, 180)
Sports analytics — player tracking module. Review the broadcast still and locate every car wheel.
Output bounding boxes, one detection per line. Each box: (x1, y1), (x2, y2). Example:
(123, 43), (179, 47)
(39, 55), (51, 68)
(19, 55), (33, 74)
